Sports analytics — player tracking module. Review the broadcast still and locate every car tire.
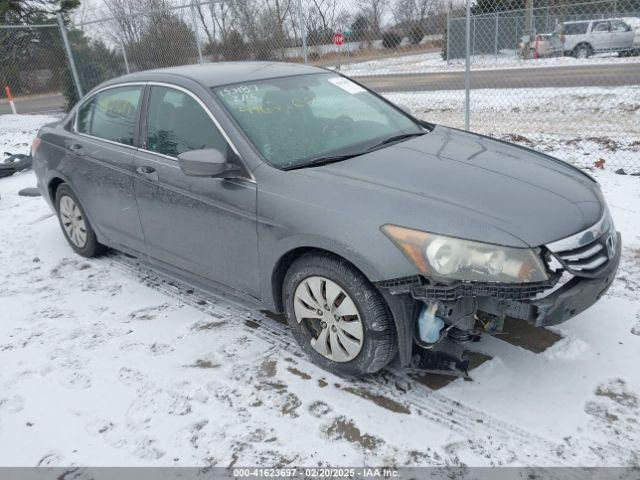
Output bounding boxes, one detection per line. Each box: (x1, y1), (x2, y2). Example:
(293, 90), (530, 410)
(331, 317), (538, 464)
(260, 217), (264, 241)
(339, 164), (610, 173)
(573, 44), (591, 59)
(55, 183), (106, 258)
(283, 252), (397, 376)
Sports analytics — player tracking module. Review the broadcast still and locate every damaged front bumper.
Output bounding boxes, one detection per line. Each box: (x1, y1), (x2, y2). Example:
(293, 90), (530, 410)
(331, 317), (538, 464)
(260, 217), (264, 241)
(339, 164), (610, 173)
(382, 232), (621, 328)
(523, 232), (621, 326)
(377, 232), (621, 370)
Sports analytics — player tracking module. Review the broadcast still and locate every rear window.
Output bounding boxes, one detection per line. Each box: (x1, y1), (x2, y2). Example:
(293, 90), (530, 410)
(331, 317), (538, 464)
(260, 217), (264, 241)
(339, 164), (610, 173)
(560, 22), (589, 35)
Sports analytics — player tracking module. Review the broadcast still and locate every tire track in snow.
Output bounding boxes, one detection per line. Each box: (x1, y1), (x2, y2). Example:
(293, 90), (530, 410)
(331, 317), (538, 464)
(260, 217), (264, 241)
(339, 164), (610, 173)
(99, 252), (600, 467)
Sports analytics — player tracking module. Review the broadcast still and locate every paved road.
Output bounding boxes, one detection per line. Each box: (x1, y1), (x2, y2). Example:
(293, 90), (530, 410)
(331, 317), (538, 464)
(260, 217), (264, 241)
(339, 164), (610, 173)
(0, 62), (638, 115)
(0, 93), (65, 115)
(357, 62), (640, 92)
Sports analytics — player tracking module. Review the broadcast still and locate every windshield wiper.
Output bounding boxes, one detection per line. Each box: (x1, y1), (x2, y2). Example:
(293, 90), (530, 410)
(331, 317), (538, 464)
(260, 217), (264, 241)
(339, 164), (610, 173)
(282, 131), (427, 171)
(365, 131), (427, 152)
(282, 152), (364, 171)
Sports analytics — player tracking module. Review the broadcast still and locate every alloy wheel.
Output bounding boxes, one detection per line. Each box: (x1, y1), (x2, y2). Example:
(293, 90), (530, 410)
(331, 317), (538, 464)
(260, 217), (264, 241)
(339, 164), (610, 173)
(293, 276), (364, 362)
(59, 195), (87, 248)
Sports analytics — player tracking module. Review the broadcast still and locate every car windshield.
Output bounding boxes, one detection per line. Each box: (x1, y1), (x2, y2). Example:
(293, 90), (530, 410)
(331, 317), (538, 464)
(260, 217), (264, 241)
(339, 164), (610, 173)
(213, 73), (423, 169)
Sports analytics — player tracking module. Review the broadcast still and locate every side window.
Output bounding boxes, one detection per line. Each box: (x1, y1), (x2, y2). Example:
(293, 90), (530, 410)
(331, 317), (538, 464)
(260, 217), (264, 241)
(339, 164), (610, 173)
(76, 86), (142, 145)
(563, 23), (588, 35)
(146, 86), (229, 158)
(76, 97), (95, 134)
(592, 21), (611, 33)
(611, 21), (630, 32)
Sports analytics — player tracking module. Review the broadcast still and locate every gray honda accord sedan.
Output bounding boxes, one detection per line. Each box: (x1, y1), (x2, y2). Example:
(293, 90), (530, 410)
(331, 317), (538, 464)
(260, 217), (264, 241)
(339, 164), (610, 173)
(33, 62), (621, 377)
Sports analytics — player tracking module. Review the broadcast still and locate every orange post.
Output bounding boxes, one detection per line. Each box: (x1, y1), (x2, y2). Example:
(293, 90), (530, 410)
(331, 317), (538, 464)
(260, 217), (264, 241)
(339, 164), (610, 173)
(4, 86), (17, 114)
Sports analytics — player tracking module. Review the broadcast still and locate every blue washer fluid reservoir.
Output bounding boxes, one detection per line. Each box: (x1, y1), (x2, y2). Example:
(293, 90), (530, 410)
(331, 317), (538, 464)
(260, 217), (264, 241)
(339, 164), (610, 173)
(418, 303), (444, 343)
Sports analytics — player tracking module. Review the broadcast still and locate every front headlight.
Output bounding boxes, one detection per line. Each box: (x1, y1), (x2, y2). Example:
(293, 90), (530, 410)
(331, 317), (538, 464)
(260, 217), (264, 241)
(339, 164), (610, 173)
(381, 224), (548, 283)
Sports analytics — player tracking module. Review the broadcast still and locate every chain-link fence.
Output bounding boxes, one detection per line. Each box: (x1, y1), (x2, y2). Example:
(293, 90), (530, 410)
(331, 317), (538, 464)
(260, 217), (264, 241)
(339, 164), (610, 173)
(439, 0), (640, 170)
(1, 0), (639, 170)
(0, 23), (70, 114)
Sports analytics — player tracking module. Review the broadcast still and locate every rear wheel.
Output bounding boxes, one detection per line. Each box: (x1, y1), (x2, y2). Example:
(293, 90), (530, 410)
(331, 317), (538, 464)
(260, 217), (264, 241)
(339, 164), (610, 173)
(55, 184), (105, 257)
(283, 253), (397, 376)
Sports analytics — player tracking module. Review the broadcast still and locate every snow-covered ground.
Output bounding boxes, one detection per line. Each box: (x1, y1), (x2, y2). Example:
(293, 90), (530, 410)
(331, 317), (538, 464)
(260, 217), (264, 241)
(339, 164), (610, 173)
(385, 86), (640, 171)
(337, 49), (640, 77)
(1, 115), (639, 467)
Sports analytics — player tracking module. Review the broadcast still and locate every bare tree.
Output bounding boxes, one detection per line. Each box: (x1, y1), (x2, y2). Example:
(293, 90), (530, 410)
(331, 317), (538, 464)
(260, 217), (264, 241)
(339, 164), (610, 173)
(262, 0), (294, 58)
(194, 0), (236, 46)
(100, 0), (145, 48)
(211, 2), (235, 40)
(228, 0), (262, 47)
(394, 0), (440, 26)
(306, 0), (346, 45)
(356, 0), (386, 36)
(393, 0), (418, 26)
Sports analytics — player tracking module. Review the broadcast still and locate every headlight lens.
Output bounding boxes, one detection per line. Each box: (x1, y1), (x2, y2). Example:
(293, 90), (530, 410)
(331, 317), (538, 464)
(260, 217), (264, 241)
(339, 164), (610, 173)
(382, 225), (548, 283)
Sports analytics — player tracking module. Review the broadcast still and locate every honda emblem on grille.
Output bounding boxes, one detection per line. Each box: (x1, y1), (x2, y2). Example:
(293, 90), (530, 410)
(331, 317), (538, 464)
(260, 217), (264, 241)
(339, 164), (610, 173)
(606, 235), (616, 259)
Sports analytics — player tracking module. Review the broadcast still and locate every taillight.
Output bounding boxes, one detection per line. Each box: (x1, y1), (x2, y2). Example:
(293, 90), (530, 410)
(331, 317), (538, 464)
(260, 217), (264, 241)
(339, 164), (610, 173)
(560, 35), (566, 43)
(31, 137), (41, 155)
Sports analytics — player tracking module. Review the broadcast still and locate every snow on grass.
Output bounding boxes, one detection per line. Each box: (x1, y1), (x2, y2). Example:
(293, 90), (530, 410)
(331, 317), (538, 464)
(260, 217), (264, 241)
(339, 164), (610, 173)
(0, 114), (60, 156)
(1, 114), (640, 467)
(338, 49), (640, 77)
(384, 86), (640, 171)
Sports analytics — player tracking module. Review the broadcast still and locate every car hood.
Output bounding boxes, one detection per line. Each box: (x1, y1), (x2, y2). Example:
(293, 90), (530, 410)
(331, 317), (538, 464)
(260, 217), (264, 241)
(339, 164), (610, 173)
(303, 125), (604, 248)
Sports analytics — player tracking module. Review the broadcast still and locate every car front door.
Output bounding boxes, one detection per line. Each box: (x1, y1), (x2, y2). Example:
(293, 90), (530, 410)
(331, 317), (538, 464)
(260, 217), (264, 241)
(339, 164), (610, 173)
(610, 20), (635, 50)
(132, 84), (259, 297)
(69, 84), (146, 253)
(590, 20), (613, 51)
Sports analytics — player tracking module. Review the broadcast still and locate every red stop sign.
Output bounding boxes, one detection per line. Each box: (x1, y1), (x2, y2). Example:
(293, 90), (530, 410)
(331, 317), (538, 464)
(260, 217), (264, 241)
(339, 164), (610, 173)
(333, 32), (345, 46)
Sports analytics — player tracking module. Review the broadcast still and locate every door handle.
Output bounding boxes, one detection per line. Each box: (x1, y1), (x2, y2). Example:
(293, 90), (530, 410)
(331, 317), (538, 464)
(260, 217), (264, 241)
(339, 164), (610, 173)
(68, 143), (85, 156)
(136, 165), (159, 182)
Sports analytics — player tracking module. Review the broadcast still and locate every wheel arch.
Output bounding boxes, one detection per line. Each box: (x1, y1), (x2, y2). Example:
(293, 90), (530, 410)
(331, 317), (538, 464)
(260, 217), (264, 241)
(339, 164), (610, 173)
(48, 176), (66, 204)
(46, 176), (107, 246)
(271, 245), (415, 368)
(573, 42), (593, 55)
(270, 245), (382, 313)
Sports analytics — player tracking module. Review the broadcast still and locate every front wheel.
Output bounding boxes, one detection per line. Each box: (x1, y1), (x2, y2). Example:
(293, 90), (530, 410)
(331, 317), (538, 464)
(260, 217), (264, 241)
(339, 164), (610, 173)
(283, 253), (397, 376)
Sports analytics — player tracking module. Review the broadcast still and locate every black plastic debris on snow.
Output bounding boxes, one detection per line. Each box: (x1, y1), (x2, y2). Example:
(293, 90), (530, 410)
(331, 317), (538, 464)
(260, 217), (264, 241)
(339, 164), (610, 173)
(0, 152), (32, 179)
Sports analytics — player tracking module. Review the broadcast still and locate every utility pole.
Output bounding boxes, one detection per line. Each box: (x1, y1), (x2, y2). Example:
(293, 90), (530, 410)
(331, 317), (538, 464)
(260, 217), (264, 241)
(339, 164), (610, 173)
(190, 0), (204, 63)
(296, 0), (308, 63)
(57, 13), (83, 99)
(523, 0), (534, 59)
(464, 0), (471, 130)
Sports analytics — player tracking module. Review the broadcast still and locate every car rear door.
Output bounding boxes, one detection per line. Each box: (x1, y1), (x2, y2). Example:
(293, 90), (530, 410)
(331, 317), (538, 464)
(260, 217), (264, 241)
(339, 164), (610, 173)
(69, 84), (146, 253)
(590, 20), (613, 51)
(610, 20), (635, 50)
(132, 84), (260, 297)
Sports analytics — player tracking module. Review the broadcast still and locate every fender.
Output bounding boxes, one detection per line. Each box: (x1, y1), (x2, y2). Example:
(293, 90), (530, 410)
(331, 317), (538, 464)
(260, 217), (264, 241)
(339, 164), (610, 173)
(262, 233), (416, 366)
(41, 170), (112, 247)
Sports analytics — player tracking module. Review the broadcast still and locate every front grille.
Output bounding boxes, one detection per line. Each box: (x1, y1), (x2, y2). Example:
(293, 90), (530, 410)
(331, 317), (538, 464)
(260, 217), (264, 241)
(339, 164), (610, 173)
(552, 235), (609, 276)
(546, 210), (617, 279)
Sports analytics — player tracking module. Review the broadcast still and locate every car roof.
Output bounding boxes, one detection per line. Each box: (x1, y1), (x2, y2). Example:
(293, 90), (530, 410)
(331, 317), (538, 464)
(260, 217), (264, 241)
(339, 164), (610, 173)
(100, 61), (327, 89)
(621, 16), (640, 25)
(563, 17), (637, 24)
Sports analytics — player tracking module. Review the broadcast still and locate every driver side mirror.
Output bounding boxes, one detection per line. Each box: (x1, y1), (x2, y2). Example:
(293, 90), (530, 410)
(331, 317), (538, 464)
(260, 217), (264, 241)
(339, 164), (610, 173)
(178, 149), (240, 178)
